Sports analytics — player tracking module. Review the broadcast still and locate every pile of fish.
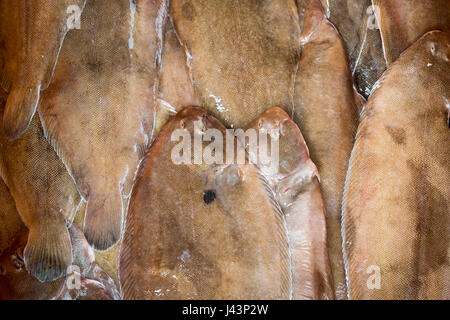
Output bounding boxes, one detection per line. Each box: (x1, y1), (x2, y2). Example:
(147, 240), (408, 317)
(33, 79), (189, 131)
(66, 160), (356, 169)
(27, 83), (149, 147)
(0, 0), (448, 300)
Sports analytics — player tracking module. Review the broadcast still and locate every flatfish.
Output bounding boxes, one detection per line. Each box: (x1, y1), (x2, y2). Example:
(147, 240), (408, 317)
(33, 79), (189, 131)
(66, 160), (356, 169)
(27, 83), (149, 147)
(343, 31), (450, 299)
(242, 107), (334, 299)
(119, 107), (291, 299)
(294, 0), (359, 299)
(170, 0), (300, 128)
(38, 0), (167, 250)
(373, 0), (450, 64)
(0, 93), (82, 282)
(0, 0), (87, 139)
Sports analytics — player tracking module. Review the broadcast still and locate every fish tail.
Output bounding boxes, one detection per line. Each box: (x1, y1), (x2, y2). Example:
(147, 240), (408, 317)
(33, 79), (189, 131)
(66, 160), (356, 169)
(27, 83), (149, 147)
(24, 217), (72, 282)
(3, 85), (40, 140)
(83, 191), (122, 251)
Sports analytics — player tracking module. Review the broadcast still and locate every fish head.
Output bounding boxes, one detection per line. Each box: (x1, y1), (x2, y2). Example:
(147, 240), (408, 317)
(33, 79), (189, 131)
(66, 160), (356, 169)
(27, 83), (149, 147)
(244, 107), (319, 210)
(244, 107), (314, 181)
(297, 0), (326, 41)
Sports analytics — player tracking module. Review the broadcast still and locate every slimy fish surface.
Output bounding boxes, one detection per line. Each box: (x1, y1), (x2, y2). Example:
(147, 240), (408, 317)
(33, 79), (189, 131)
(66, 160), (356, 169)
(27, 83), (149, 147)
(243, 107), (334, 300)
(373, 0), (450, 65)
(0, 0), (86, 139)
(0, 92), (82, 282)
(170, 0), (300, 128)
(343, 31), (450, 300)
(120, 107), (291, 299)
(155, 15), (198, 135)
(38, 0), (166, 250)
(294, 0), (359, 299)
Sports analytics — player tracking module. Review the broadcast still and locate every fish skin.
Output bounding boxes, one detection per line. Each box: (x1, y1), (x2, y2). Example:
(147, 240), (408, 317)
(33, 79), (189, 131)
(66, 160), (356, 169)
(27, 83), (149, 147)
(353, 86), (366, 114)
(81, 263), (121, 300)
(0, 0), (87, 140)
(319, 0), (329, 15)
(0, 229), (64, 299)
(373, 0), (450, 65)
(156, 15), (199, 135)
(71, 200), (122, 287)
(326, 0), (386, 98)
(54, 273), (117, 300)
(72, 12), (196, 280)
(170, 0), (300, 128)
(54, 225), (121, 300)
(68, 223), (95, 276)
(38, 0), (167, 250)
(294, 0), (359, 299)
(0, 179), (24, 255)
(0, 91), (82, 282)
(120, 107), (291, 300)
(343, 31), (450, 300)
(243, 107), (334, 300)
(0, 226), (120, 300)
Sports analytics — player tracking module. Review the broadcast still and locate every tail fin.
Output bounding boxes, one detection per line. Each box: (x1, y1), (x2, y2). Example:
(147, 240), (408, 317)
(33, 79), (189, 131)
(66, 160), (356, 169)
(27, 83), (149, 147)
(24, 218), (72, 282)
(2, 85), (40, 140)
(83, 192), (122, 251)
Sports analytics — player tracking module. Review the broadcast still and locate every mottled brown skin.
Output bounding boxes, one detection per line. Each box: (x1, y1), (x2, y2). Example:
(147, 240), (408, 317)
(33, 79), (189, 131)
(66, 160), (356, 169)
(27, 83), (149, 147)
(327, 0), (386, 97)
(0, 0), (86, 139)
(343, 31), (450, 300)
(170, 0), (300, 128)
(156, 15), (199, 135)
(0, 226), (120, 300)
(38, 0), (167, 250)
(0, 92), (82, 282)
(373, 0), (450, 65)
(294, 0), (359, 299)
(243, 107), (334, 300)
(0, 179), (24, 255)
(120, 107), (291, 300)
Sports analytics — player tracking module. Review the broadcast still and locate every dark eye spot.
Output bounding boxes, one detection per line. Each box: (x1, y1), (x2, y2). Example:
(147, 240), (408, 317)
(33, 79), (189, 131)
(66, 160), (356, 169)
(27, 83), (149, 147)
(203, 189), (216, 204)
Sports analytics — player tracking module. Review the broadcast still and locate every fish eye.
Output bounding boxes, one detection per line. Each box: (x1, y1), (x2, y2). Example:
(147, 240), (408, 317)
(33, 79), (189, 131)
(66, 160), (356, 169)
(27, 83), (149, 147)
(258, 120), (264, 129)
